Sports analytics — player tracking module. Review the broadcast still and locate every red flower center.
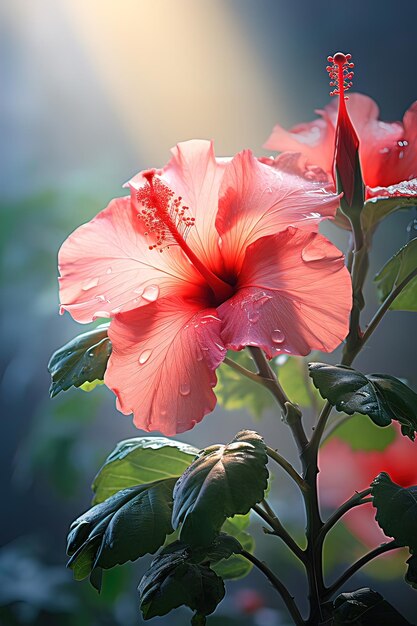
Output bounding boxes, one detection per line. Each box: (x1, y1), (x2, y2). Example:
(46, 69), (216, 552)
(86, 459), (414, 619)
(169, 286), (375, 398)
(136, 171), (234, 304)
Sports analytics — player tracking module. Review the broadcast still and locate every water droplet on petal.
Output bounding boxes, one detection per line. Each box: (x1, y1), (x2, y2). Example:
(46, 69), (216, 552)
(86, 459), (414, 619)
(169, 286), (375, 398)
(248, 310), (260, 323)
(138, 349), (152, 365)
(179, 382), (191, 396)
(82, 277), (99, 291)
(302, 239), (342, 263)
(96, 294), (107, 302)
(93, 310), (110, 319)
(272, 329), (285, 344)
(301, 242), (324, 262)
(106, 267), (112, 275)
(142, 284), (160, 302)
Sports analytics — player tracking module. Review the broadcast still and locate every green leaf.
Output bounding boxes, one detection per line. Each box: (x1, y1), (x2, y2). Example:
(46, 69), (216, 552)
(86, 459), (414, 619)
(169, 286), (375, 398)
(92, 437), (199, 504)
(332, 587), (412, 625)
(215, 351), (273, 419)
(215, 352), (317, 419)
(309, 363), (417, 439)
(48, 324), (111, 397)
(67, 479), (176, 584)
(331, 414), (396, 451)
(138, 542), (225, 620)
(405, 553), (417, 589)
(371, 472), (417, 550)
(79, 379), (105, 392)
(213, 518), (254, 580)
(361, 194), (417, 233)
(172, 430), (268, 547)
(374, 238), (417, 311)
(278, 355), (320, 407)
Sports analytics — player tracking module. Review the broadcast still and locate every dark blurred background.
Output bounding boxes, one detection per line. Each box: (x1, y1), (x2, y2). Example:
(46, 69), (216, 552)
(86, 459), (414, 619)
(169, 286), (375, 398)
(1, 1), (417, 624)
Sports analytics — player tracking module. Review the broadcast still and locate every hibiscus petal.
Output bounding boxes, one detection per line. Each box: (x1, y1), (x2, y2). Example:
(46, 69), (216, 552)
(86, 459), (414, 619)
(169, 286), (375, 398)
(128, 140), (228, 275)
(216, 150), (340, 274)
(263, 117), (334, 173)
(264, 94), (382, 181)
(59, 196), (204, 323)
(366, 178), (417, 200)
(105, 297), (226, 435)
(218, 228), (351, 357)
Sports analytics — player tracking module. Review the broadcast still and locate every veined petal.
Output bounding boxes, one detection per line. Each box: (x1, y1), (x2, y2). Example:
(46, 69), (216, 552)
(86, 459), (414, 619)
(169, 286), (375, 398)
(218, 228), (351, 357)
(58, 196), (204, 323)
(128, 140), (228, 274)
(264, 116), (334, 173)
(105, 297), (226, 435)
(216, 150), (340, 274)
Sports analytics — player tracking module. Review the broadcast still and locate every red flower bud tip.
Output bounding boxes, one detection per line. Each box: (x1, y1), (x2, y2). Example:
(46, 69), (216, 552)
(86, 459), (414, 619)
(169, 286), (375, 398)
(326, 52), (361, 207)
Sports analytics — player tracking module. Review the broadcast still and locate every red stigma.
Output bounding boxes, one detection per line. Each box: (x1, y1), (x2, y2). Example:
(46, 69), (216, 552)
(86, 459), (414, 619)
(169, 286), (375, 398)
(326, 52), (354, 98)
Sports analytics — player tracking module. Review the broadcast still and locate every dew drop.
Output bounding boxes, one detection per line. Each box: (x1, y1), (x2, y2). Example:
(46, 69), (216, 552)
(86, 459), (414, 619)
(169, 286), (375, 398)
(93, 310), (110, 319)
(138, 349), (152, 365)
(106, 267), (112, 275)
(96, 294), (107, 302)
(142, 284), (160, 302)
(272, 329), (285, 344)
(301, 243), (324, 262)
(179, 382), (191, 396)
(302, 239), (342, 263)
(82, 277), (99, 291)
(248, 310), (260, 323)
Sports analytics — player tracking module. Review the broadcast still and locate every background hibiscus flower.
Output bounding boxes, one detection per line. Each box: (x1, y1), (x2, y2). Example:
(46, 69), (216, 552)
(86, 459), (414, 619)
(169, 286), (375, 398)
(319, 425), (417, 547)
(264, 93), (417, 199)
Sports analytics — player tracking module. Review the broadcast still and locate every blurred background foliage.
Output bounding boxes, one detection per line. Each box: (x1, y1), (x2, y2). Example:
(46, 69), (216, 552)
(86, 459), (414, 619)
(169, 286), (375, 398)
(1, 0), (417, 624)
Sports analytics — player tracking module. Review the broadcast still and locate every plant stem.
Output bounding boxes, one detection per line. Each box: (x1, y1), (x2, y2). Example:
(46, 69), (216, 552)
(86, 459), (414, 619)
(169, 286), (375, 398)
(247, 346), (290, 408)
(317, 489), (372, 543)
(321, 413), (350, 443)
(311, 265), (417, 453)
(223, 356), (260, 382)
(266, 446), (306, 492)
(359, 267), (417, 352)
(323, 540), (400, 600)
(240, 550), (304, 626)
(248, 347), (309, 454)
(254, 500), (306, 563)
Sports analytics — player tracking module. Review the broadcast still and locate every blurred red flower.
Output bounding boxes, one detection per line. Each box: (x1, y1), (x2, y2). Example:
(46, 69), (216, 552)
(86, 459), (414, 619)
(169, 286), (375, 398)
(319, 427), (417, 547)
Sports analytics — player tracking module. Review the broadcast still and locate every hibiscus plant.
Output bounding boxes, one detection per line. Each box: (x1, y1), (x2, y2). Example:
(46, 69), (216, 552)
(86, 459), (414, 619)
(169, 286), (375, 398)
(49, 52), (417, 625)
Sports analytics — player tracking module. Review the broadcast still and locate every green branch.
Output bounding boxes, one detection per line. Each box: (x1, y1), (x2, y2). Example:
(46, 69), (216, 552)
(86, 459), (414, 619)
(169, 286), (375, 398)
(240, 550), (304, 626)
(323, 540), (400, 600)
(317, 488), (372, 543)
(266, 446), (306, 492)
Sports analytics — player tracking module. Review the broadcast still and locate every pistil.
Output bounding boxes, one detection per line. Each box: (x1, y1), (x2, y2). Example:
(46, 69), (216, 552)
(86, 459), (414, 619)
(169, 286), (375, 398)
(136, 171), (234, 302)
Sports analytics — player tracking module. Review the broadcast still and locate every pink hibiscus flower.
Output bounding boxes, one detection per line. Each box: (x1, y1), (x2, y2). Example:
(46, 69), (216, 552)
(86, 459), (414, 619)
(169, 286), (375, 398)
(58, 140), (351, 435)
(319, 428), (417, 547)
(264, 86), (417, 200)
